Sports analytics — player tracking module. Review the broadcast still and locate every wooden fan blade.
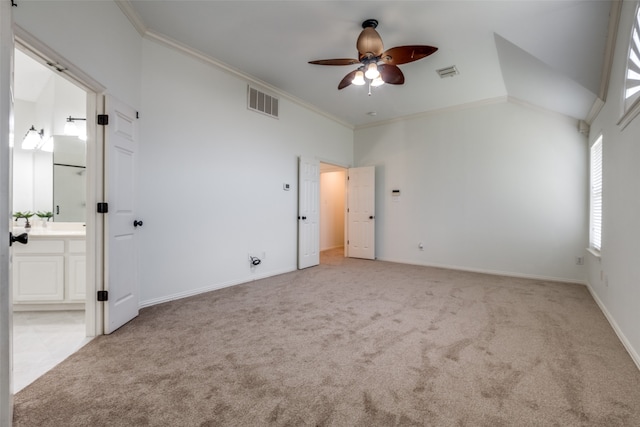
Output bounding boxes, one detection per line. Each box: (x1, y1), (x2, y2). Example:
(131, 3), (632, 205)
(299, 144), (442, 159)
(309, 58), (361, 66)
(338, 70), (358, 90)
(381, 45), (438, 65)
(378, 64), (404, 85)
(357, 27), (384, 58)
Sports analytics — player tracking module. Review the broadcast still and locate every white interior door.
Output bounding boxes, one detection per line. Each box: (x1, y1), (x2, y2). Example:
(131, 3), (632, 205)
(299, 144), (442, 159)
(103, 96), (139, 334)
(347, 166), (376, 260)
(0, 1), (13, 423)
(298, 156), (320, 269)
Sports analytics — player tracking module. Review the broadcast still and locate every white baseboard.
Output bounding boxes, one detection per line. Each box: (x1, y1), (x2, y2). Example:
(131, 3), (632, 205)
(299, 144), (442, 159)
(586, 283), (640, 372)
(139, 267), (296, 309)
(376, 257), (586, 285)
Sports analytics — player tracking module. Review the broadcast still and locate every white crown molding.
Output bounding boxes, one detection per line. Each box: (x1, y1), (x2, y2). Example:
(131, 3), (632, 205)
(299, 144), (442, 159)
(355, 95), (584, 132)
(142, 29), (353, 131)
(581, 0), (622, 126)
(355, 96), (509, 130)
(599, 0), (622, 103)
(144, 30), (353, 130)
(114, 0), (352, 129)
(114, 0), (147, 36)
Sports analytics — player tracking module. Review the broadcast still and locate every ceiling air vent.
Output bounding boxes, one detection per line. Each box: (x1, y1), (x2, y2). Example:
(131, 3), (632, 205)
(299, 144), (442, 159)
(436, 66), (459, 78)
(247, 85), (279, 119)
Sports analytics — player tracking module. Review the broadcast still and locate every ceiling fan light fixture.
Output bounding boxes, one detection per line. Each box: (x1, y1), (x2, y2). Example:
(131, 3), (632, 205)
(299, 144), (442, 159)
(352, 70), (366, 86)
(365, 62), (380, 80)
(371, 75), (385, 87)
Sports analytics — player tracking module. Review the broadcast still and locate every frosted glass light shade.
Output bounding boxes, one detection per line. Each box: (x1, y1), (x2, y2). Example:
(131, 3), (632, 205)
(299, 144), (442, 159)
(22, 126), (42, 150)
(365, 63), (380, 80)
(371, 76), (385, 87)
(352, 70), (366, 86)
(64, 119), (78, 136)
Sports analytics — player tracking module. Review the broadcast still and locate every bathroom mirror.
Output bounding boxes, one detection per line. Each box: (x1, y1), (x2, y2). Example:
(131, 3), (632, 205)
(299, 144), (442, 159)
(12, 135), (86, 223)
(53, 135), (86, 222)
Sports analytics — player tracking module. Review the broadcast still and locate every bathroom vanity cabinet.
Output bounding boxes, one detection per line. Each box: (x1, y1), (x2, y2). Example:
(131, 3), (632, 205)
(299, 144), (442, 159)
(12, 226), (86, 310)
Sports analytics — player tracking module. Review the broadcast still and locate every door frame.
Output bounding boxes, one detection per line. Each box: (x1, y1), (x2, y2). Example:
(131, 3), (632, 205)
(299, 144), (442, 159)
(296, 154), (352, 268)
(14, 28), (106, 337)
(1, 2), (15, 424)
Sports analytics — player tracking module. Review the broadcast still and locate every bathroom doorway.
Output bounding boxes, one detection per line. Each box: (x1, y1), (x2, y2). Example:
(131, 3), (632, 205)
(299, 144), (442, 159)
(12, 47), (91, 391)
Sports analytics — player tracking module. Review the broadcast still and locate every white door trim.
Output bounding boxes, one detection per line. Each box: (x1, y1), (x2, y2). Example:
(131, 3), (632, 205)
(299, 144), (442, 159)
(0, 2), (14, 424)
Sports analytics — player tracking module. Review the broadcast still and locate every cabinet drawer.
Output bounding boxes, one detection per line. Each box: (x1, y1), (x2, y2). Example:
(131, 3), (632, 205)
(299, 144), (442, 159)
(68, 240), (86, 253)
(12, 239), (64, 254)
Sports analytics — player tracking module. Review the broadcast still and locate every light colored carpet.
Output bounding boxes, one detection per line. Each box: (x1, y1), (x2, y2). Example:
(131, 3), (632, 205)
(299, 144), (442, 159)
(13, 248), (640, 426)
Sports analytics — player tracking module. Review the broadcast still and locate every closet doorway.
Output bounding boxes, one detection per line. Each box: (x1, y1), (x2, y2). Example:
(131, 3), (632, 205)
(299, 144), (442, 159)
(319, 162), (347, 262)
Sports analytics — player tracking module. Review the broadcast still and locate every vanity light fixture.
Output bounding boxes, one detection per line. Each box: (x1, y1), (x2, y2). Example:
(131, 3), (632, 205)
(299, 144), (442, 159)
(64, 116), (86, 137)
(22, 125), (44, 150)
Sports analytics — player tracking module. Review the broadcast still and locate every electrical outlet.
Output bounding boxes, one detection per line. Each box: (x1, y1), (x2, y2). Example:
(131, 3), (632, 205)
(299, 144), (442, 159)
(575, 257), (584, 265)
(418, 242), (424, 251)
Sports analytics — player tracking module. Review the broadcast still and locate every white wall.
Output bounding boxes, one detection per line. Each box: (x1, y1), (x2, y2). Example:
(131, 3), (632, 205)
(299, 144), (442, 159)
(320, 170), (346, 251)
(354, 100), (587, 282)
(138, 39), (353, 305)
(586, 1), (640, 367)
(13, 99), (37, 213)
(13, 2), (354, 308)
(14, 0), (142, 110)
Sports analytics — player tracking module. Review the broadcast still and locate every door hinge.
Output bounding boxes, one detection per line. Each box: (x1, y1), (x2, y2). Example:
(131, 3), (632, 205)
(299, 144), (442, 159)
(97, 290), (108, 302)
(97, 114), (109, 125)
(97, 202), (109, 213)
(136, 111), (140, 119)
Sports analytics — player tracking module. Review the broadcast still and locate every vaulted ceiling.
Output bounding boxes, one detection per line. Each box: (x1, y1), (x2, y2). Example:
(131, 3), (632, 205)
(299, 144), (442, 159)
(24, 1), (613, 128)
(120, 1), (616, 128)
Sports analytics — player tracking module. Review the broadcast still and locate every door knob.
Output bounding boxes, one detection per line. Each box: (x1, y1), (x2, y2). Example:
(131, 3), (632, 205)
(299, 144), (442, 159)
(301, 216), (307, 220)
(369, 215), (375, 220)
(9, 232), (28, 247)
(133, 220), (143, 227)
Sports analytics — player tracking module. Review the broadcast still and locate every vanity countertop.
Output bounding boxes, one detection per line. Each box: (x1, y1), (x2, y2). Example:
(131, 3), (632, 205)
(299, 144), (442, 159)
(12, 222), (86, 238)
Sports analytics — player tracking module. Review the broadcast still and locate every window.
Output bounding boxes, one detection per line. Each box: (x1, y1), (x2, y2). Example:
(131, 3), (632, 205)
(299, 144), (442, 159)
(590, 135), (603, 252)
(620, 3), (640, 128)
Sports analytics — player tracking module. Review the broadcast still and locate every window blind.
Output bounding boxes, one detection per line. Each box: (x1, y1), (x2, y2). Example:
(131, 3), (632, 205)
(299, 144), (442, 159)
(590, 136), (603, 251)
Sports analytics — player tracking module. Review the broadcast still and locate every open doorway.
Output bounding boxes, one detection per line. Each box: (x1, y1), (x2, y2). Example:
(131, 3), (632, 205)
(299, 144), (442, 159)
(12, 47), (91, 391)
(319, 162), (347, 264)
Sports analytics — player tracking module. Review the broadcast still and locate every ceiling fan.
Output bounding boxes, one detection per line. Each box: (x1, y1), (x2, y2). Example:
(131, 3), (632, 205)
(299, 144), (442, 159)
(309, 19), (438, 93)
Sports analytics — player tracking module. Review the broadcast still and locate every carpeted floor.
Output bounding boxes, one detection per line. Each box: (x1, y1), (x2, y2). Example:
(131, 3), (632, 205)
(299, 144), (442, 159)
(13, 248), (640, 426)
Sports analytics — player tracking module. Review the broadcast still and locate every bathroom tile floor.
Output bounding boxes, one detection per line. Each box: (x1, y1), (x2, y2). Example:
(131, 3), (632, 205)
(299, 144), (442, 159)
(13, 311), (91, 392)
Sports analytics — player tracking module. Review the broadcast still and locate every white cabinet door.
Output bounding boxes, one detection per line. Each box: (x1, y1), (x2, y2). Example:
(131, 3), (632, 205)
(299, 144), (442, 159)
(68, 239), (86, 301)
(13, 256), (65, 301)
(67, 255), (86, 301)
